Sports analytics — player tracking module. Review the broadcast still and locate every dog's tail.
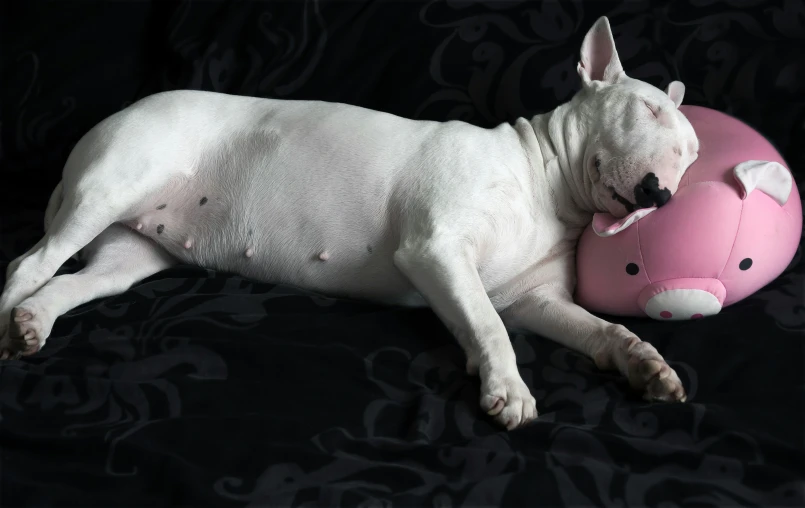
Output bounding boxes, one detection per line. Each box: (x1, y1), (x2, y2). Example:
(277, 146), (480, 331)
(43, 180), (64, 233)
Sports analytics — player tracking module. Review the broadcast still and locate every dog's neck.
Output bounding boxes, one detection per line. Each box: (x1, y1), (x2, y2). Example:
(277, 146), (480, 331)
(524, 98), (600, 230)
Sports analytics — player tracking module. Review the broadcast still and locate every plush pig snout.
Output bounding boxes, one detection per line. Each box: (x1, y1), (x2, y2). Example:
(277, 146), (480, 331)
(637, 278), (726, 321)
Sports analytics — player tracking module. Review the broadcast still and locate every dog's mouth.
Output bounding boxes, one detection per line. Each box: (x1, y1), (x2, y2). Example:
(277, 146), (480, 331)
(610, 188), (638, 214)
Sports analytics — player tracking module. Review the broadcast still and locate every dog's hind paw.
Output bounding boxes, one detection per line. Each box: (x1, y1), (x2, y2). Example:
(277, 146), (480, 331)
(6, 307), (47, 356)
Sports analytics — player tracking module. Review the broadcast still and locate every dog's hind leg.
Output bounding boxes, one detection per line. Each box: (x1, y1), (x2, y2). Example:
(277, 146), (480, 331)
(4, 180), (70, 285)
(3, 224), (176, 357)
(0, 189), (121, 356)
(0, 119), (188, 357)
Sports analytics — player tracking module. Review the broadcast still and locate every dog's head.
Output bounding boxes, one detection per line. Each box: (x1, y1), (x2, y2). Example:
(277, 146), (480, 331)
(575, 17), (699, 217)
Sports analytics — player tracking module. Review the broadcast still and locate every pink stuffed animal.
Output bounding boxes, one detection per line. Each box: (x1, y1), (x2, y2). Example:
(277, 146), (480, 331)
(575, 105), (802, 320)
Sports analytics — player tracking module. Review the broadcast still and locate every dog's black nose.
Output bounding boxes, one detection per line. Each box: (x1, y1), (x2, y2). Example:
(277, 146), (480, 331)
(634, 172), (671, 208)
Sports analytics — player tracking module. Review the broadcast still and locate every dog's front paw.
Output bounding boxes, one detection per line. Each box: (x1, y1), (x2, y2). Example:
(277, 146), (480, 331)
(480, 369), (537, 430)
(625, 341), (687, 403)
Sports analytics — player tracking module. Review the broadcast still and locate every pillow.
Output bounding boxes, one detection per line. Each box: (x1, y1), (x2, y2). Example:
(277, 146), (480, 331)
(575, 106), (802, 320)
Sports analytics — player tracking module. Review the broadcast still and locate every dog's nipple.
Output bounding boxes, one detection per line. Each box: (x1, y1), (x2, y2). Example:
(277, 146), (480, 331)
(245, 248), (254, 258)
(318, 251), (330, 262)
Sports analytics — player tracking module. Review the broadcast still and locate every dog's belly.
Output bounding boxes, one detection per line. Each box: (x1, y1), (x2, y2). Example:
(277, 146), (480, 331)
(118, 119), (425, 306)
(122, 178), (423, 305)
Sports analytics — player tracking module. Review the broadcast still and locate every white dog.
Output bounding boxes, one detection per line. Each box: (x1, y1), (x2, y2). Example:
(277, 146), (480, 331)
(0, 17), (698, 429)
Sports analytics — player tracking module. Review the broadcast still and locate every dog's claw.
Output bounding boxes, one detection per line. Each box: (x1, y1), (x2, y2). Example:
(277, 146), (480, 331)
(14, 313), (32, 323)
(485, 397), (505, 416)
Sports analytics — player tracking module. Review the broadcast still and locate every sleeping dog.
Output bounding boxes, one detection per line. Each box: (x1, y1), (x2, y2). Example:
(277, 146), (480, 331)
(0, 17), (698, 429)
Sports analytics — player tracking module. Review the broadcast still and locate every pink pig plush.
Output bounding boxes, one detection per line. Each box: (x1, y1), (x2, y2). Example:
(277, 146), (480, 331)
(575, 105), (802, 321)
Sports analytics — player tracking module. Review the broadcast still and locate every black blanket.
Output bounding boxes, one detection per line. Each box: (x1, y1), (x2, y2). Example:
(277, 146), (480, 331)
(2, 1), (804, 506)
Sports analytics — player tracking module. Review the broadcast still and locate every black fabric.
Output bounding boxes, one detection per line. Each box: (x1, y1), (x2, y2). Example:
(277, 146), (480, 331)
(2, 1), (804, 506)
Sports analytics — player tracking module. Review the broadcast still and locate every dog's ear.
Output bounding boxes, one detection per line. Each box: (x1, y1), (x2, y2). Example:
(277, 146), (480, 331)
(665, 81), (685, 108)
(577, 16), (623, 86)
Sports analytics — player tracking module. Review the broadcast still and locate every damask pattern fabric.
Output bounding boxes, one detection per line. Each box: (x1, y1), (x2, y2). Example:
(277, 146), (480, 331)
(1, 1), (804, 506)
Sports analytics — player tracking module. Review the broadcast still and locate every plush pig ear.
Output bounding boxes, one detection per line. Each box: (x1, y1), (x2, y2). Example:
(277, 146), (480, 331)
(733, 160), (792, 206)
(665, 81), (685, 108)
(592, 207), (657, 237)
(577, 16), (624, 86)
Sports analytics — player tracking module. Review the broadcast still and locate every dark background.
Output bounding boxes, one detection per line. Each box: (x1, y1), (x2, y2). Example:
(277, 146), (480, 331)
(1, 0), (804, 506)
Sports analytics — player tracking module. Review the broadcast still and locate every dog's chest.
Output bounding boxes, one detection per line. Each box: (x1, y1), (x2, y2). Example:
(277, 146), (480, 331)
(481, 207), (578, 308)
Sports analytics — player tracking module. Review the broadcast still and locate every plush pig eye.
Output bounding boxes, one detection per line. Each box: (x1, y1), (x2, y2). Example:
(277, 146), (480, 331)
(626, 263), (640, 275)
(739, 258), (753, 270)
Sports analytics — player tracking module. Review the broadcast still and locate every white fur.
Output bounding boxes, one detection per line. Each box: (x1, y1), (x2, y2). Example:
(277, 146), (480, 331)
(0, 17), (697, 428)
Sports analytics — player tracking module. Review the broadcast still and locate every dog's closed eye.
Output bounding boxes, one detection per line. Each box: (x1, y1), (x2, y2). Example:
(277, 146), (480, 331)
(643, 100), (661, 118)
